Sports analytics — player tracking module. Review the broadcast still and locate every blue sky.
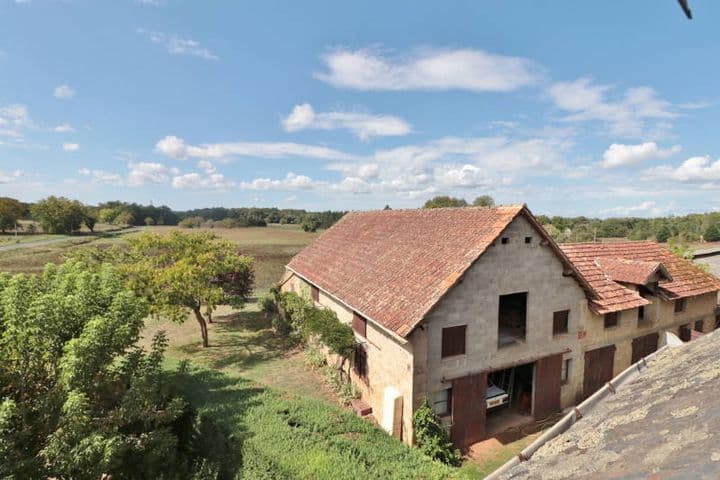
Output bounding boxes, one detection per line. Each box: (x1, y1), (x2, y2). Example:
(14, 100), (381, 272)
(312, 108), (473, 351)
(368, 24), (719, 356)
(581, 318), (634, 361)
(1, 0), (719, 216)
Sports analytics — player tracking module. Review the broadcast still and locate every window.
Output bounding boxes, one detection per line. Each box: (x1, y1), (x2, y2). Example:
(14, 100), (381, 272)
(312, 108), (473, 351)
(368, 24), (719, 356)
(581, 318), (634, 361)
(674, 298), (686, 313)
(678, 324), (691, 342)
(560, 359), (571, 385)
(553, 310), (569, 336)
(498, 292), (528, 347)
(352, 312), (367, 338)
(501, 237), (509, 244)
(604, 312), (619, 328)
(694, 319), (704, 332)
(525, 236), (532, 244)
(638, 306), (645, 322)
(441, 325), (466, 358)
(311, 285), (319, 303)
(431, 388), (452, 417)
(715, 313), (720, 330)
(353, 345), (368, 382)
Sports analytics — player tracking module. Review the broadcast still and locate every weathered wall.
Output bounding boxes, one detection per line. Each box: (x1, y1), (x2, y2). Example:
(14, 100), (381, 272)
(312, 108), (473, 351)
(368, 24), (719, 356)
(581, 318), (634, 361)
(417, 215), (589, 413)
(281, 272), (416, 443)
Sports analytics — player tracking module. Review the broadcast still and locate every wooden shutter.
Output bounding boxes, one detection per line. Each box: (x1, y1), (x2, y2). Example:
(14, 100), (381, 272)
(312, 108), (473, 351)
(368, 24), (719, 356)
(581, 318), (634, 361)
(353, 345), (368, 383)
(631, 332), (659, 364)
(450, 372), (487, 447)
(310, 286), (319, 302)
(552, 310), (569, 335)
(441, 325), (467, 358)
(583, 345), (615, 399)
(534, 354), (563, 420)
(352, 312), (367, 338)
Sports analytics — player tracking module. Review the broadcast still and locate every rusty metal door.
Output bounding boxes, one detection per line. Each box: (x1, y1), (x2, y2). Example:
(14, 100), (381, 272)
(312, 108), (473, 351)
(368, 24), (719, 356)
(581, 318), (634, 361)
(533, 354), (562, 420)
(450, 372), (487, 448)
(631, 332), (659, 363)
(583, 345), (615, 399)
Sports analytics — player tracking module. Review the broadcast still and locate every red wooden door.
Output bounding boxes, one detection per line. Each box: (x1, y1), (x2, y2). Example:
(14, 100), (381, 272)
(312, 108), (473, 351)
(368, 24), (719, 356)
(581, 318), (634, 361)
(450, 372), (487, 448)
(533, 354), (562, 420)
(631, 332), (659, 364)
(583, 345), (615, 399)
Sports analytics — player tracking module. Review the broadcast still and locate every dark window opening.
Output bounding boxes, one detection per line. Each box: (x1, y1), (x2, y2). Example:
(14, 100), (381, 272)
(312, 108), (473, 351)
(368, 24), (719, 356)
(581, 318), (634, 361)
(638, 306), (645, 322)
(352, 312), (367, 338)
(525, 236), (532, 244)
(498, 292), (527, 348)
(431, 388), (452, 417)
(679, 324), (691, 342)
(674, 298), (686, 313)
(353, 345), (368, 383)
(311, 285), (319, 303)
(715, 313), (720, 330)
(604, 312), (619, 329)
(553, 310), (569, 336)
(501, 237), (509, 244)
(694, 319), (704, 332)
(561, 359), (571, 385)
(441, 325), (466, 358)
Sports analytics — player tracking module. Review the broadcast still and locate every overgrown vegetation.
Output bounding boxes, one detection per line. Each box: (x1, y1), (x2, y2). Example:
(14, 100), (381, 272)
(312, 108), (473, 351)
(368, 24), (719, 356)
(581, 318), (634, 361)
(413, 400), (463, 467)
(0, 261), (237, 479)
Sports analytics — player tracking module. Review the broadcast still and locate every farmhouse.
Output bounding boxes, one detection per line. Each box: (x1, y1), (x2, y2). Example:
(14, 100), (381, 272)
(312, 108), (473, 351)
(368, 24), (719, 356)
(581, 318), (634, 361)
(280, 205), (720, 448)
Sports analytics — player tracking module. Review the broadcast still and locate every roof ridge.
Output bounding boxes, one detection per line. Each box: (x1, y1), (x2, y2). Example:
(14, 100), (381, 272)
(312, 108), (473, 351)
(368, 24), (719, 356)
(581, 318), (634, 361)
(343, 204), (525, 215)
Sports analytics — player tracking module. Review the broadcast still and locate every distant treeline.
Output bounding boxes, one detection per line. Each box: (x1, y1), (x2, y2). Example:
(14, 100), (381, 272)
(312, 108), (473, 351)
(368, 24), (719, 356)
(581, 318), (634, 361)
(175, 207), (345, 231)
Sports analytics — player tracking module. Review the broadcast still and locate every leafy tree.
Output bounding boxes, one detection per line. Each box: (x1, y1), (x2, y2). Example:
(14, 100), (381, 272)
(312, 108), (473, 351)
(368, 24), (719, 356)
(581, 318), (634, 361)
(82, 208), (97, 232)
(0, 197), (26, 232)
(30, 196), (85, 234)
(144, 216), (156, 226)
(705, 222), (720, 242)
(423, 196), (468, 209)
(179, 216), (206, 228)
(113, 210), (135, 225)
(472, 195), (495, 207)
(0, 261), (233, 478)
(301, 215), (321, 232)
(412, 400), (461, 466)
(120, 231), (254, 347)
(656, 224), (673, 243)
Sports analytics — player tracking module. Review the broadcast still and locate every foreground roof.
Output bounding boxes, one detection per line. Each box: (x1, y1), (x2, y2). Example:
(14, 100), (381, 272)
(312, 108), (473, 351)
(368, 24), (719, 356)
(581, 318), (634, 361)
(502, 331), (720, 479)
(287, 205), (588, 338)
(561, 241), (720, 314)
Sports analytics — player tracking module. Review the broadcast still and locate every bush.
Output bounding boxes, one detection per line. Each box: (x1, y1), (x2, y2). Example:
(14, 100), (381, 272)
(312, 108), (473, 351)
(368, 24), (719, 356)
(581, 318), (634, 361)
(412, 400), (462, 467)
(303, 345), (326, 369)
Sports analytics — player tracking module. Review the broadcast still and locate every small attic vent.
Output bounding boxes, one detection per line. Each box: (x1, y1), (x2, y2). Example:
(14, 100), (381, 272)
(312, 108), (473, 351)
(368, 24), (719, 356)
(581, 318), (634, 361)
(501, 237), (509, 245)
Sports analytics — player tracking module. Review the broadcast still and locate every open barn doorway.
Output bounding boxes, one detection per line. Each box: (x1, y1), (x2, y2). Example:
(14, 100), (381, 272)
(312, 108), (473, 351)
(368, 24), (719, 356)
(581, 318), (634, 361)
(485, 362), (534, 438)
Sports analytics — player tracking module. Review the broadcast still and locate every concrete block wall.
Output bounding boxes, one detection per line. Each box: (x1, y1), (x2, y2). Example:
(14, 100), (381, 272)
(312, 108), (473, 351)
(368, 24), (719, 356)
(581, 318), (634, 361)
(418, 215), (588, 411)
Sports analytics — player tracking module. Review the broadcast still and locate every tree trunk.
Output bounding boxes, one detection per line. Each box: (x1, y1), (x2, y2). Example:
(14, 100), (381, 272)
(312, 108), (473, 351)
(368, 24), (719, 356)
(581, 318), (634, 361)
(193, 307), (209, 347)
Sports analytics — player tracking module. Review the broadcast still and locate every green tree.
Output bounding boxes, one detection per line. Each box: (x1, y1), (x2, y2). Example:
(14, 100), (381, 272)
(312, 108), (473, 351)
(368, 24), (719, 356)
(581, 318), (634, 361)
(412, 400), (461, 466)
(30, 196), (86, 234)
(704, 222), (720, 242)
(301, 215), (321, 232)
(0, 197), (26, 232)
(423, 196), (468, 209)
(472, 195), (495, 207)
(82, 208), (97, 232)
(120, 231), (254, 347)
(656, 224), (673, 243)
(0, 261), (233, 478)
(113, 210), (135, 226)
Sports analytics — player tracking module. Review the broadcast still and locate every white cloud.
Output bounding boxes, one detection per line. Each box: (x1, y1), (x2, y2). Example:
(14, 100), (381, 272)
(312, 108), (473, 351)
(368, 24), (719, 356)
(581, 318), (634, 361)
(0, 169), (22, 184)
(645, 156), (720, 183)
(548, 78), (677, 137)
(239, 172), (316, 191)
(0, 104), (30, 139)
(197, 160), (216, 173)
(54, 84), (75, 100)
(282, 103), (411, 140)
(78, 168), (123, 185)
(433, 164), (493, 188)
(172, 172), (234, 190)
(315, 47), (539, 92)
(601, 142), (681, 168)
(600, 201), (657, 216)
(136, 0), (165, 5)
(62, 143), (79, 152)
(53, 123), (75, 133)
(154, 135), (354, 161)
(137, 29), (218, 61)
(127, 161), (178, 186)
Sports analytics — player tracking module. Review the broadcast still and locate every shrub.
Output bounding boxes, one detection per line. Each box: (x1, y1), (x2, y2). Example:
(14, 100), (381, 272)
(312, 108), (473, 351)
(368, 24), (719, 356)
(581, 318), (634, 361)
(412, 400), (462, 467)
(303, 346), (326, 369)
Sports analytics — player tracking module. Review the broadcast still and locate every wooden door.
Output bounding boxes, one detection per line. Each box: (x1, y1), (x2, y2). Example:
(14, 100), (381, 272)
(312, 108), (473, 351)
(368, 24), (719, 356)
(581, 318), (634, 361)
(533, 354), (562, 420)
(631, 332), (659, 364)
(450, 372), (487, 448)
(583, 345), (615, 399)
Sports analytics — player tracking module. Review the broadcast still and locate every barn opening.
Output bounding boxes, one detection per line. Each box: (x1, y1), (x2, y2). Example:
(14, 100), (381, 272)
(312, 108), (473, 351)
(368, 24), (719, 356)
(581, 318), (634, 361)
(498, 292), (528, 348)
(485, 362), (534, 438)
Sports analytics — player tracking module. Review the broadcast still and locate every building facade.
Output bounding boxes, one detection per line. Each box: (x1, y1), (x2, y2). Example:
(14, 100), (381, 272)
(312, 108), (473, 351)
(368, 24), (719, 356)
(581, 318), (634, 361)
(281, 205), (720, 448)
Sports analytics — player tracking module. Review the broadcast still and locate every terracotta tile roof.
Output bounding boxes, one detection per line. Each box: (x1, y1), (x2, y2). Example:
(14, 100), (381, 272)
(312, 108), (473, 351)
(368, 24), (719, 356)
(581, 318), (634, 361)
(287, 205), (552, 338)
(561, 241), (720, 315)
(594, 258), (671, 286)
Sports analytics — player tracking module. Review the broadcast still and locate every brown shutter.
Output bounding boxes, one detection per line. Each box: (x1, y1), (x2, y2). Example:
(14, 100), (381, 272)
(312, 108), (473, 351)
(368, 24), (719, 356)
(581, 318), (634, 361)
(631, 332), (659, 363)
(311, 286), (319, 302)
(534, 354), (563, 420)
(352, 312), (367, 338)
(583, 345), (616, 399)
(450, 372), (487, 448)
(441, 325), (467, 358)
